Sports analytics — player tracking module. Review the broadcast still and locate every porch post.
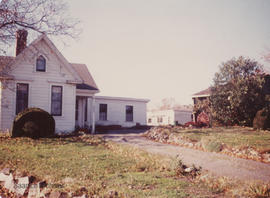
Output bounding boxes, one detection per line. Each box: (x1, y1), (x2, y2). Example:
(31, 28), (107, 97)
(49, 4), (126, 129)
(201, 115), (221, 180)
(91, 96), (96, 134)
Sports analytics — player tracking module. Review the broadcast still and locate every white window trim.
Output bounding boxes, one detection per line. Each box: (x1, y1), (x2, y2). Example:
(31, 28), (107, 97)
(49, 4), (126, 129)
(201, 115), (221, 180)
(14, 81), (31, 116)
(49, 84), (64, 118)
(34, 54), (48, 73)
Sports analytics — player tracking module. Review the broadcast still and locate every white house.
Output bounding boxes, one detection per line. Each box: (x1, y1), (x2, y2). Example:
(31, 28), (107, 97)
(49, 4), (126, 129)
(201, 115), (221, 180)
(0, 30), (148, 133)
(95, 96), (149, 127)
(147, 109), (192, 126)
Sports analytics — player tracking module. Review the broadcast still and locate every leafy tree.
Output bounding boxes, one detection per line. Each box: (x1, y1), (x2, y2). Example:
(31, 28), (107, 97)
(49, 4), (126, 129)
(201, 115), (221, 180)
(0, 0), (80, 54)
(211, 56), (265, 126)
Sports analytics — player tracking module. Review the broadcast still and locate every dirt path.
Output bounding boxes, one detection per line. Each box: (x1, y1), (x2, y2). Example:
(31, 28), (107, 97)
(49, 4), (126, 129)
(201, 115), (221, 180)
(100, 131), (270, 182)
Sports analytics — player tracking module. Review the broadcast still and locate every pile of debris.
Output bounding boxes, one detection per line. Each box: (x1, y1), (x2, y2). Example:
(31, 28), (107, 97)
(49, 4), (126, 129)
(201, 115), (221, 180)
(0, 168), (87, 198)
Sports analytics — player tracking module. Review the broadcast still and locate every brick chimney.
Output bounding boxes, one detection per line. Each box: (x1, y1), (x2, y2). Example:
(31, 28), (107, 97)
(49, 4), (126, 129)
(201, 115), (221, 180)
(15, 29), (28, 56)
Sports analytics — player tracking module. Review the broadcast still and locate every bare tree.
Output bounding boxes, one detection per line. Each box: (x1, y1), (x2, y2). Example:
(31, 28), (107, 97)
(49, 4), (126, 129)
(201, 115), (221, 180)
(0, 0), (81, 54)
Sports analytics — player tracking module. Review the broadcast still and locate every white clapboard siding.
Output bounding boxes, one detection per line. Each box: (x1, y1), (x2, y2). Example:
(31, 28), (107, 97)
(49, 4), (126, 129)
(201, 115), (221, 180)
(94, 96), (148, 127)
(147, 109), (192, 126)
(1, 39), (77, 133)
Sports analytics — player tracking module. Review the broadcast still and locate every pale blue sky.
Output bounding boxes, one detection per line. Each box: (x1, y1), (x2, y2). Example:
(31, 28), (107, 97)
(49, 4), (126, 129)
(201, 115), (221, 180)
(58, 0), (270, 106)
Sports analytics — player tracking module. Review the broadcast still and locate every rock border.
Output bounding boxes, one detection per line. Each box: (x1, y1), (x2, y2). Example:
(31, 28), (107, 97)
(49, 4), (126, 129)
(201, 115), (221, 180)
(144, 127), (270, 163)
(0, 168), (88, 198)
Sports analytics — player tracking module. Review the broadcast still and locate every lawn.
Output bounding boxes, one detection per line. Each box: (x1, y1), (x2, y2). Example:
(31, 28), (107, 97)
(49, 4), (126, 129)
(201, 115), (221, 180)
(148, 126), (270, 152)
(0, 134), (215, 197)
(173, 127), (270, 151)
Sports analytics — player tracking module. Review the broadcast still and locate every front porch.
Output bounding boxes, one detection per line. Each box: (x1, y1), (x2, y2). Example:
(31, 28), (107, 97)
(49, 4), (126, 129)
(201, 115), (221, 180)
(75, 89), (97, 134)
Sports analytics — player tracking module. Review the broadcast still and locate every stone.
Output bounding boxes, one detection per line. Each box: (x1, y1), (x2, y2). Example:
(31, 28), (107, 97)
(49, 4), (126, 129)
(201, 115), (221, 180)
(184, 167), (194, 173)
(0, 168), (10, 175)
(28, 183), (41, 198)
(262, 154), (270, 162)
(15, 176), (29, 195)
(4, 173), (15, 192)
(49, 191), (62, 198)
(0, 172), (10, 182)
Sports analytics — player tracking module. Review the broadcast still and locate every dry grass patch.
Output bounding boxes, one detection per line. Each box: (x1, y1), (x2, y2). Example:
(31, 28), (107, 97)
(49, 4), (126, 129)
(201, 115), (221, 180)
(0, 134), (217, 197)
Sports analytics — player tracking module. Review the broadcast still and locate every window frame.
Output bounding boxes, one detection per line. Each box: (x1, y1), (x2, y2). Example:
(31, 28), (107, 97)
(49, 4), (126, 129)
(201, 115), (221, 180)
(99, 103), (108, 121)
(125, 105), (133, 122)
(16, 83), (29, 115)
(36, 55), (46, 72)
(51, 85), (63, 116)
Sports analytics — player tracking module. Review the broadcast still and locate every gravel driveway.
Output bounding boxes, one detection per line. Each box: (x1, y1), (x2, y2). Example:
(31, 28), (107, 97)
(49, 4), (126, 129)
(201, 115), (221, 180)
(100, 130), (270, 182)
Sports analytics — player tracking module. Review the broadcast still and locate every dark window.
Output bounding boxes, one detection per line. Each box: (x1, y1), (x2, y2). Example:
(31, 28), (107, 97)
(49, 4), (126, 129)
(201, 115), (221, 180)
(84, 99), (88, 122)
(157, 117), (163, 123)
(75, 97), (79, 121)
(16, 83), (29, 114)
(36, 55), (46, 72)
(99, 104), (107, 121)
(148, 118), (152, 123)
(51, 86), (62, 116)
(126, 105), (133, 122)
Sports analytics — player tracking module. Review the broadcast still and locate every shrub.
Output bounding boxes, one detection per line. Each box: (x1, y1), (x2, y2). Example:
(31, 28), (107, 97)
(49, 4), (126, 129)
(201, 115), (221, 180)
(11, 107), (55, 138)
(211, 56), (265, 126)
(201, 137), (223, 152)
(253, 107), (270, 130)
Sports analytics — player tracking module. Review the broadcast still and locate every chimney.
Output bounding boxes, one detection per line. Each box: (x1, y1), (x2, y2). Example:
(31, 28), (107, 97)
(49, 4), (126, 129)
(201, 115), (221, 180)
(15, 29), (28, 56)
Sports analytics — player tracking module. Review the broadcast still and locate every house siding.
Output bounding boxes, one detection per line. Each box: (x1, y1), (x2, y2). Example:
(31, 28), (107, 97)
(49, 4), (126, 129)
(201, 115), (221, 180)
(94, 97), (148, 127)
(1, 39), (77, 133)
(147, 110), (192, 126)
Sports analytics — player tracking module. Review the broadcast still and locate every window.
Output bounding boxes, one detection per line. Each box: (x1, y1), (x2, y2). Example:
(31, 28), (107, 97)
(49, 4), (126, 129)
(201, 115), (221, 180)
(99, 104), (107, 121)
(75, 97), (79, 121)
(36, 55), (46, 72)
(51, 86), (62, 116)
(16, 83), (29, 114)
(84, 99), (88, 122)
(157, 117), (163, 123)
(148, 118), (152, 123)
(126, 105), (133, 122)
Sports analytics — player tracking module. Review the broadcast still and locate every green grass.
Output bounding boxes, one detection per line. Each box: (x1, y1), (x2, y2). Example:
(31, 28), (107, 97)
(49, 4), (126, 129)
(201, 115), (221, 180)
(0, 135), (214, 197)
(172, 127), (270, 151)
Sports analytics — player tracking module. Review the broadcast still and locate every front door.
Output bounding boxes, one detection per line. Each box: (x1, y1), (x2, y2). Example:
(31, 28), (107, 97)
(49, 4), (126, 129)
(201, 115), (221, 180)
(75, 96), (88, 128)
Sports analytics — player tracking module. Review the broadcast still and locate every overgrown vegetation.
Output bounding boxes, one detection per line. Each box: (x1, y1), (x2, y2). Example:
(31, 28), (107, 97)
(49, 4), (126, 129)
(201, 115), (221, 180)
(211, 56), (265, 126)
(145, 126), (270, 156)
(0, 134), (216, 197)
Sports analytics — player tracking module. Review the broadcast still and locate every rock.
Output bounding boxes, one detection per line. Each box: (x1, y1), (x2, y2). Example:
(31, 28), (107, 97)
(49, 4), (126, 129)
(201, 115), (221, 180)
(184, 167), (194, 173)
(4, 173), (15, 192)
(15, 176), (29, 195)
(28, 183), (41, 198)
(0, 168), (10, 175)
(0, 172), (10, 182)
(249, 150), (259, 156)
(73, 195), (88, 198)
(49, 191), (61, 198)
(262, 154), (270, 162)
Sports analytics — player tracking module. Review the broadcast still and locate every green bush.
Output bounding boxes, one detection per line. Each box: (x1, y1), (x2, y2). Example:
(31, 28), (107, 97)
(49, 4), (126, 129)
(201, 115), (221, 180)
(211, 56), (265, 126)
(201, 137), (223, 152)
(11, 107), (55, 138)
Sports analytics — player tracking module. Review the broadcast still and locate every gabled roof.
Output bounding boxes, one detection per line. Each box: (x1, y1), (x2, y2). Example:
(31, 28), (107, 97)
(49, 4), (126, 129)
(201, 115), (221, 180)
(3, 34), (83, 83)
(192, 87), (211, 98)
(71, 63), (99, 91)
(0, 34), (99, 91)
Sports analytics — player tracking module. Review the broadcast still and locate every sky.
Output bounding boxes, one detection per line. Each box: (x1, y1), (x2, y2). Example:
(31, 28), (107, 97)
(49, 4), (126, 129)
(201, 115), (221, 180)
(55, 0), (270, 107)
